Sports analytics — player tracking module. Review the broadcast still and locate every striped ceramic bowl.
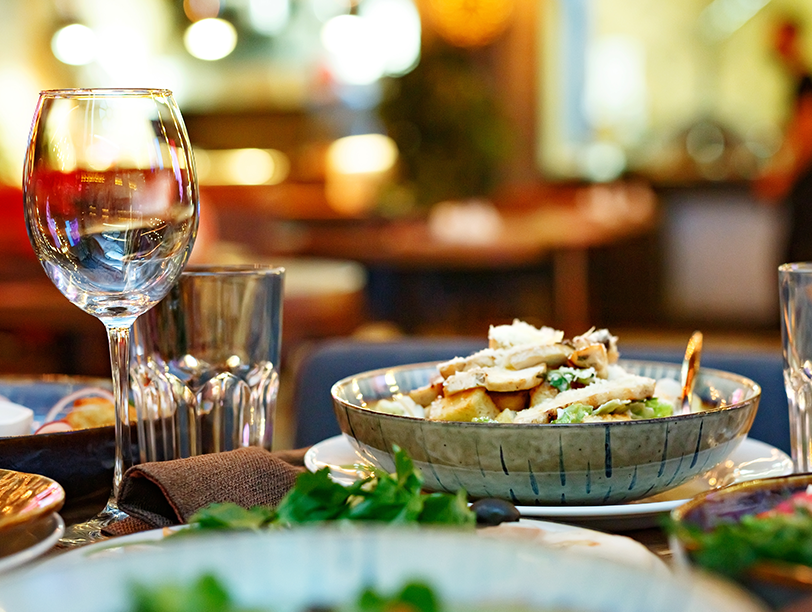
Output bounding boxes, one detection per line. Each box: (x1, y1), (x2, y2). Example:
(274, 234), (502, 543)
(330, 359), (761, 505)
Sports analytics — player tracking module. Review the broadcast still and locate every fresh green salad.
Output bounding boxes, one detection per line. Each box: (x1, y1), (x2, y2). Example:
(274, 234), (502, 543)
(129, 574), (563, 612)
(668, 487), (812, 577)
(185, 445), (475, 532)
(129, 575), (442, 612)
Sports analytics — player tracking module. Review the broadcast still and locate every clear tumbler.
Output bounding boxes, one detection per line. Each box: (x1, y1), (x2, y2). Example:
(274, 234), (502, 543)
(780, 262), (812, 473)
(130, 265), (284, 462)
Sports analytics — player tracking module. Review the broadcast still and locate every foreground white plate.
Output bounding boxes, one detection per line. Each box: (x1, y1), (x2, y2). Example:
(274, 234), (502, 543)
(0, 513), (64, 574)
(0, 527), (767, 612)
(43, 519), (664, 575)
(305, 435), (793, 530)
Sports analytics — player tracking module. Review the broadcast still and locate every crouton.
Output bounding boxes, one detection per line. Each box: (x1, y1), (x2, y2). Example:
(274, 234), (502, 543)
(427, 387), (500, 422)
(490, 390), (530, 412)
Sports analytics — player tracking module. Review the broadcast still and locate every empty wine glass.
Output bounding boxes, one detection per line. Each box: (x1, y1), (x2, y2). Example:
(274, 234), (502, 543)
(23, 89), (199, 544)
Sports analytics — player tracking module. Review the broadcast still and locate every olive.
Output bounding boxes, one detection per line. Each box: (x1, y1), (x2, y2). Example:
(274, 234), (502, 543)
(471, 498), (521, 526)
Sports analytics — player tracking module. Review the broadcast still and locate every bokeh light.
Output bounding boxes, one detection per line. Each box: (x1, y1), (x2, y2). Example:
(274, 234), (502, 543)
(248, 0), (290, 36)
(427, 0), (514, 47)
(358, 0), (420, 76)
(51, 24), (97, 66)
(184, 0), (221, 21)
(327, 134), (398, 174)
(195, 148), (290, 185)
(184, 18), (238, 61)
(321, 15), (387, 85)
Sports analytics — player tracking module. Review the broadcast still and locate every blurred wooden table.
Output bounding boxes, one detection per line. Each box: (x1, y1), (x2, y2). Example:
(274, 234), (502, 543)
(210, 182), (658, 334)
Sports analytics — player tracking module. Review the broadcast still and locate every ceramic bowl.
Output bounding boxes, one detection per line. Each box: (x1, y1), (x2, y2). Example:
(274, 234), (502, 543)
(0, 376), (114, 523)
(331, 359), (760, 505)
(670, 474), (812, 610)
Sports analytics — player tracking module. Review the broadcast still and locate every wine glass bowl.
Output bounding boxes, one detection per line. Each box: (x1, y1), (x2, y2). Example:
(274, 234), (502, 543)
(24, 89), (197, 326)
(22, 88), (199, 544)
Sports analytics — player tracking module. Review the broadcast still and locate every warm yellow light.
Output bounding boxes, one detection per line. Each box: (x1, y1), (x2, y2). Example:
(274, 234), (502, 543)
(51, 24), (97, 65)
(184, 18), (238, 61)
(325, 134), (399, 215)
(184, 0), (221, 21)
(194, 148), (290, 185)
(326, 134), (398, 174)
(427, 0), (514, 47)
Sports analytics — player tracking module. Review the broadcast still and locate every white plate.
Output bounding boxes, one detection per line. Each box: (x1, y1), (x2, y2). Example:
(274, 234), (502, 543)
(0, 527), (767, 612)
(44, 519), (664, 575)
(305, 435), (794, 530)
(0, 513), (64, 574)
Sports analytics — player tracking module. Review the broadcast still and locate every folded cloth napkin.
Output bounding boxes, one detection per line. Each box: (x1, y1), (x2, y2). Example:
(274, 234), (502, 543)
(103, 447), (307, 537)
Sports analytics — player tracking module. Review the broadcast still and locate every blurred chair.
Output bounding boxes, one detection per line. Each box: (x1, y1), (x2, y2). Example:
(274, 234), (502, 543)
(292, 337), (485, 448)
(291, 338), (789, 454)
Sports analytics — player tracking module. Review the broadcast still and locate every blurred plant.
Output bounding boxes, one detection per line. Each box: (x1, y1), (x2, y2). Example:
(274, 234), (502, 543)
(377, 41), (512, 210)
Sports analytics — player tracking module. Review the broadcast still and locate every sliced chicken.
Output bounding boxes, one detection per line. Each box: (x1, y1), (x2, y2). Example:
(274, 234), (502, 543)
(500, 343), (572, 370)
(514, 374), (656, 424)
(568, 343), (609, 378)
(443, 364), (547, 395)
(437, 348), (499, 378)
(571, 328), (620, 364)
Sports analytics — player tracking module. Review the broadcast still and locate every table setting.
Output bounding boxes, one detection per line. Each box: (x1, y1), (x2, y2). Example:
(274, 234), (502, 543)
(0, 86), (811, 612)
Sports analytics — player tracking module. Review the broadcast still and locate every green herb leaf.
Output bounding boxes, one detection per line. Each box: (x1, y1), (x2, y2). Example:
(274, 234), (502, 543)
(188, 504), (276, 531)
(552, 403), (592, 424)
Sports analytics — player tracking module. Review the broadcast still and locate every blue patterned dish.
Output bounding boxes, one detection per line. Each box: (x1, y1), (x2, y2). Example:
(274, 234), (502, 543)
(331, 359), (760, 505)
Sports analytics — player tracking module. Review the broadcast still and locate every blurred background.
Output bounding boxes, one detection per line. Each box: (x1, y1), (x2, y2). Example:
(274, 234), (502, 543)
(0, 0), (805, 393)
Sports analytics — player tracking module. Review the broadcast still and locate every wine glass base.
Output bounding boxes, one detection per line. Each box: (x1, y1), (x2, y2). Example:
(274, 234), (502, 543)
(57, 499), (129, 548)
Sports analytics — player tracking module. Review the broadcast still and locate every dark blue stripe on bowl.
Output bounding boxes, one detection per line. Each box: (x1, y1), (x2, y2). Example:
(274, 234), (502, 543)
(603, 487), (613, 503)
(665, 453), (685, 486)
(474, 438), (486, 478)
(500, 445), (509, 475)
(527, 460), (539, 495)
(658, 422), (671, 477)
(604, 425), (612, 478)
(628, 465), (638, 491)
(586, 460), (591, 494)
(418, 420), (448, 491)
(690, 420), (704, 468)
(509, 489), (519, 504)
(558, 433), (566, 486)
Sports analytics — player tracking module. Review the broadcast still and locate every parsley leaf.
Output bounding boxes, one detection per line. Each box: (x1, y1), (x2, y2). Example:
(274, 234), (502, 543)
(187, 446), (476, 532)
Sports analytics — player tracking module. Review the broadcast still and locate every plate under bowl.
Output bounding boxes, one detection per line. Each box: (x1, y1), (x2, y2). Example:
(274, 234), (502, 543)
(331, 359), (760, 505)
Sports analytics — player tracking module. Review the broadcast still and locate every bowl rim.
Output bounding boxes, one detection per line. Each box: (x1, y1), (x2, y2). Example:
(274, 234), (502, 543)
(330, 358), (762, 429)
(670, 473), (812, 526)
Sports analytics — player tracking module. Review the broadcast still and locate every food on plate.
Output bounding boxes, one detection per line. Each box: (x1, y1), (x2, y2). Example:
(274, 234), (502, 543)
(129, 575), (559, 612)
(33, 388), (117, 434)
(185, 445), (477, 532)
(369, 320), (681, 424)
(669, 485), (812, 578)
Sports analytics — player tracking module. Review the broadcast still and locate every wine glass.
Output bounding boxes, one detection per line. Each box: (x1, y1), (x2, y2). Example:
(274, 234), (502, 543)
(23, 89), (199, 544)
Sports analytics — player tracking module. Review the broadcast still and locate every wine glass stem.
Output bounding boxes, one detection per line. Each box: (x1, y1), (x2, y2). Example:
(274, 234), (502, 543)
(107, 323), (133, 500)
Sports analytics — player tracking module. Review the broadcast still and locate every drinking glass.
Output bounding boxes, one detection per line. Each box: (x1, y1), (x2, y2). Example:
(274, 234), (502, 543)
(130, 265), (284, 461)
(780, 262), (812, 473)
(23, 89), (199, 543)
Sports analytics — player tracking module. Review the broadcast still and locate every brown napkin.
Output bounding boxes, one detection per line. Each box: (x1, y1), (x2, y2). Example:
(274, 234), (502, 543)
(103, 447), (307, 537)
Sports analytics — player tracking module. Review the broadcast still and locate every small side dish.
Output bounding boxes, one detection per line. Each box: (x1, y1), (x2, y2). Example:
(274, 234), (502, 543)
(371, 319), (682, 424)
(668, 474), (812, 609)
